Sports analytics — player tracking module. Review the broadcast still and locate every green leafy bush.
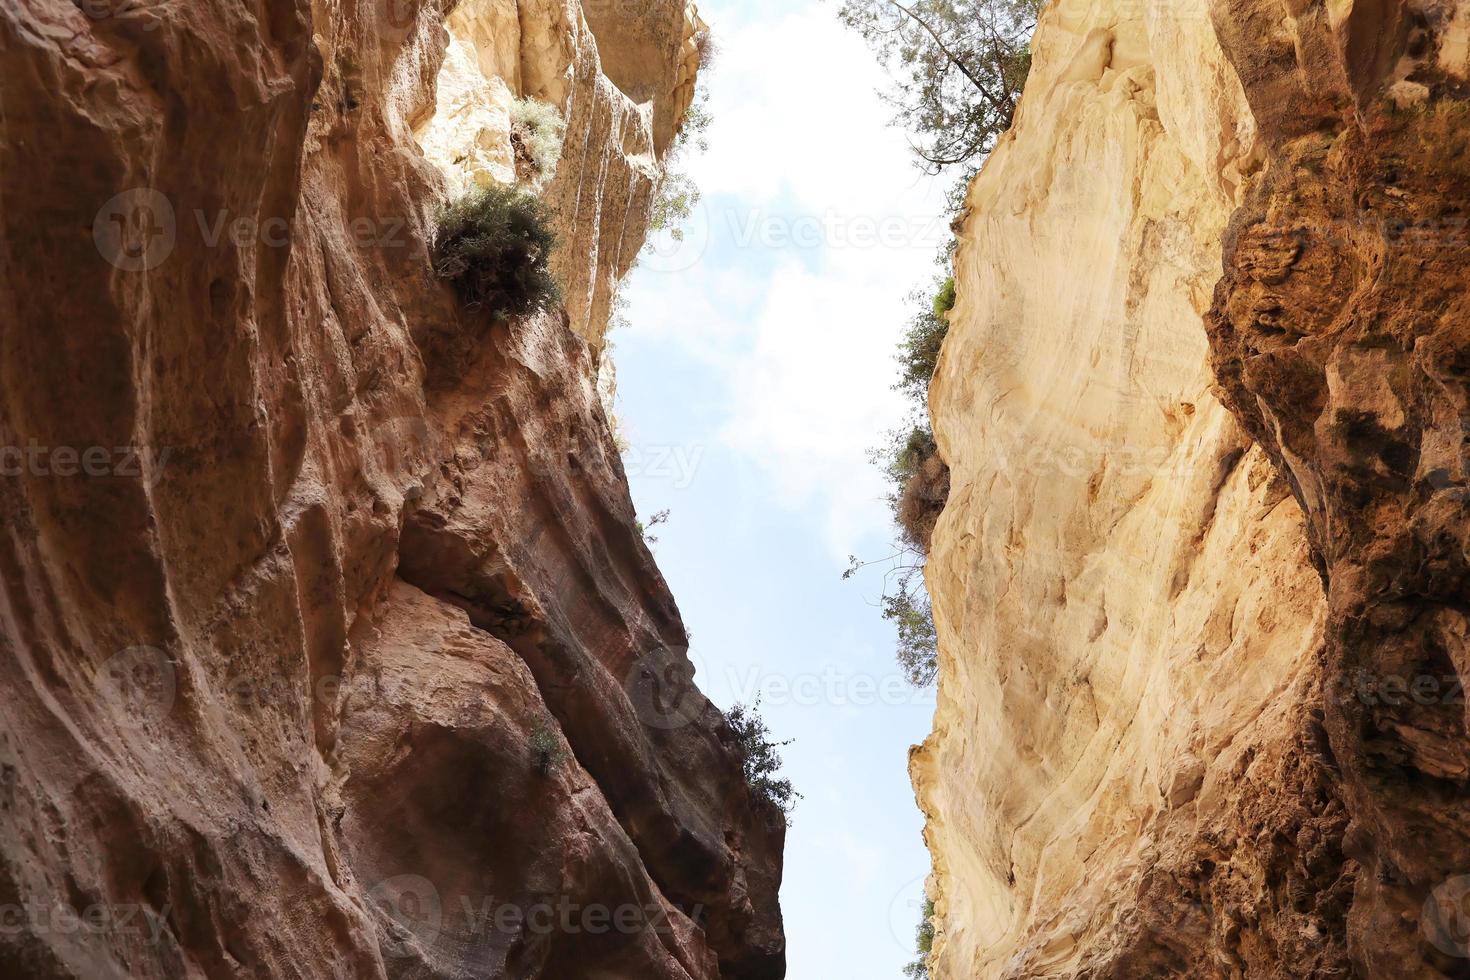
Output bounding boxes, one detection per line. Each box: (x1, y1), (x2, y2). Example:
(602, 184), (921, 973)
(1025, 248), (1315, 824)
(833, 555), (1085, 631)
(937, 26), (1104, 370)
(932, 276), (956, 318)
(509, 97), (566, 187)
(530, 723), (568, 776)
(847, 271), (955, 691)
(896, 277), (955, 402)
(845, 542), (939, 689)
(902, 898), (936, 978)
(648, 45), (714, 247)
(887, 588), (939, 688)
(433, 183), (562, 319)
(885, 274), (957, 550)
(839, 0), (1038, 177)
(896, 431), (951, 553)
(649, 97), (708, 241)
(726, 699), (800, 822)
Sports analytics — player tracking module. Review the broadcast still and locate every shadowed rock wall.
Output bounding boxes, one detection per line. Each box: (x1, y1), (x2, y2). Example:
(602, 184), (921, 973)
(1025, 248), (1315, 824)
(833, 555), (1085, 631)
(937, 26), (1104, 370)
(0, 1), (783, 977)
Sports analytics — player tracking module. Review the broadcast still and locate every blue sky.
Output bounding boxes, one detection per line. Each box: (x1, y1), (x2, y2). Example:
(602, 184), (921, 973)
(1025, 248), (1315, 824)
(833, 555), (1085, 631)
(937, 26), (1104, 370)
(613, 1), (955, 975)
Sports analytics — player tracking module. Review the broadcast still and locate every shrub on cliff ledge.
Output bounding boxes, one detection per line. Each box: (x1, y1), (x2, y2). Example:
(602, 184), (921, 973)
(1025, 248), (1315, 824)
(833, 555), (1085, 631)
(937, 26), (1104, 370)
(884, 274), (956, 542)
(530, 723), (568, 776)
(509, 97), (566, 187)
(726, 699), (800, 822)
(902, 898), (936, 978)
(846, 269), (955, 691)
(649, 85), (713, 246)
(891, 427), (951, 552)
(897, 276), (955, 402)
(433, 184), (562, 319)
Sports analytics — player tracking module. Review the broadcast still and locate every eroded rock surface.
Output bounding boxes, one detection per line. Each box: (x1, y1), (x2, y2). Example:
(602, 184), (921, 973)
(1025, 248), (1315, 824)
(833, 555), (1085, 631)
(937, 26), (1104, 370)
(1209, 1), (1470, 973)
(415, 0), (708, 348)
(0, 1), (783, 978)
(915, 0), (1470, 976)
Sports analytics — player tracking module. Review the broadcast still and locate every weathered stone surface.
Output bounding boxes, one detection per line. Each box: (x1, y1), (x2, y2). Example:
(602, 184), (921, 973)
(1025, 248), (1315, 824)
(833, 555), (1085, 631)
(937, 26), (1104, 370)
(911, 0), (1371, 975)
(0, 1), (780, 978)
(1208, 1), (1470, 973)
(918, 0), (1470, 975)
(416, 0), (709, 349)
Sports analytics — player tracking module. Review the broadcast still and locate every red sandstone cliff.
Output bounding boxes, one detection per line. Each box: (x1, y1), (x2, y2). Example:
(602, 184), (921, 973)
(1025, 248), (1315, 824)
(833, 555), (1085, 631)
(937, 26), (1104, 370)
(0, 2), (784, 977)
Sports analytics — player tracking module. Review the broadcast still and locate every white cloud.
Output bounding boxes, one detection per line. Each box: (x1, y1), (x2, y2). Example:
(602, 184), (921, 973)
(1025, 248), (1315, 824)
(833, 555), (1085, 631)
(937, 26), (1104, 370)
(693, 5), (943, 217)
(619, 1), (951, 560)
(718, 259), (911, 556)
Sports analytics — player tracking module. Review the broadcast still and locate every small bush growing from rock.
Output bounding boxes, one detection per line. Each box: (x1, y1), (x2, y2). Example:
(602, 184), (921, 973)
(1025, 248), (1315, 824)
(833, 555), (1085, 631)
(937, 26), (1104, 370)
(885, 586), (940, 689)
(896, 278), (954, 402)
(636, 508), (670, 544)
(893, 429), (951, 553)
(509, 97), (566, 187)
(845, 269), (957, 693)
(530, 723), (568, 776)
(647, 63), (714, 248)
(902, 898), (936, 978)
(725, 699), (800, 822)
(433, 183), (562, 319)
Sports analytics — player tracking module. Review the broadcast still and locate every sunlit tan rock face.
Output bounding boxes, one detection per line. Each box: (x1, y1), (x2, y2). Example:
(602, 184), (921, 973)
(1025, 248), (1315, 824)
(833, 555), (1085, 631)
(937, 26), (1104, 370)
(917, 0), (1470, 975)
(0, 1), (783, 978)
(415, 0), (708, 348)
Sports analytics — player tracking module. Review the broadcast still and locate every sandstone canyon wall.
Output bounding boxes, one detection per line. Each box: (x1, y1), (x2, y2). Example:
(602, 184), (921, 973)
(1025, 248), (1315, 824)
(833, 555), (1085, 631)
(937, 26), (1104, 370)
(914, 0), (1470, 975)
(0, 2), (784, 979)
